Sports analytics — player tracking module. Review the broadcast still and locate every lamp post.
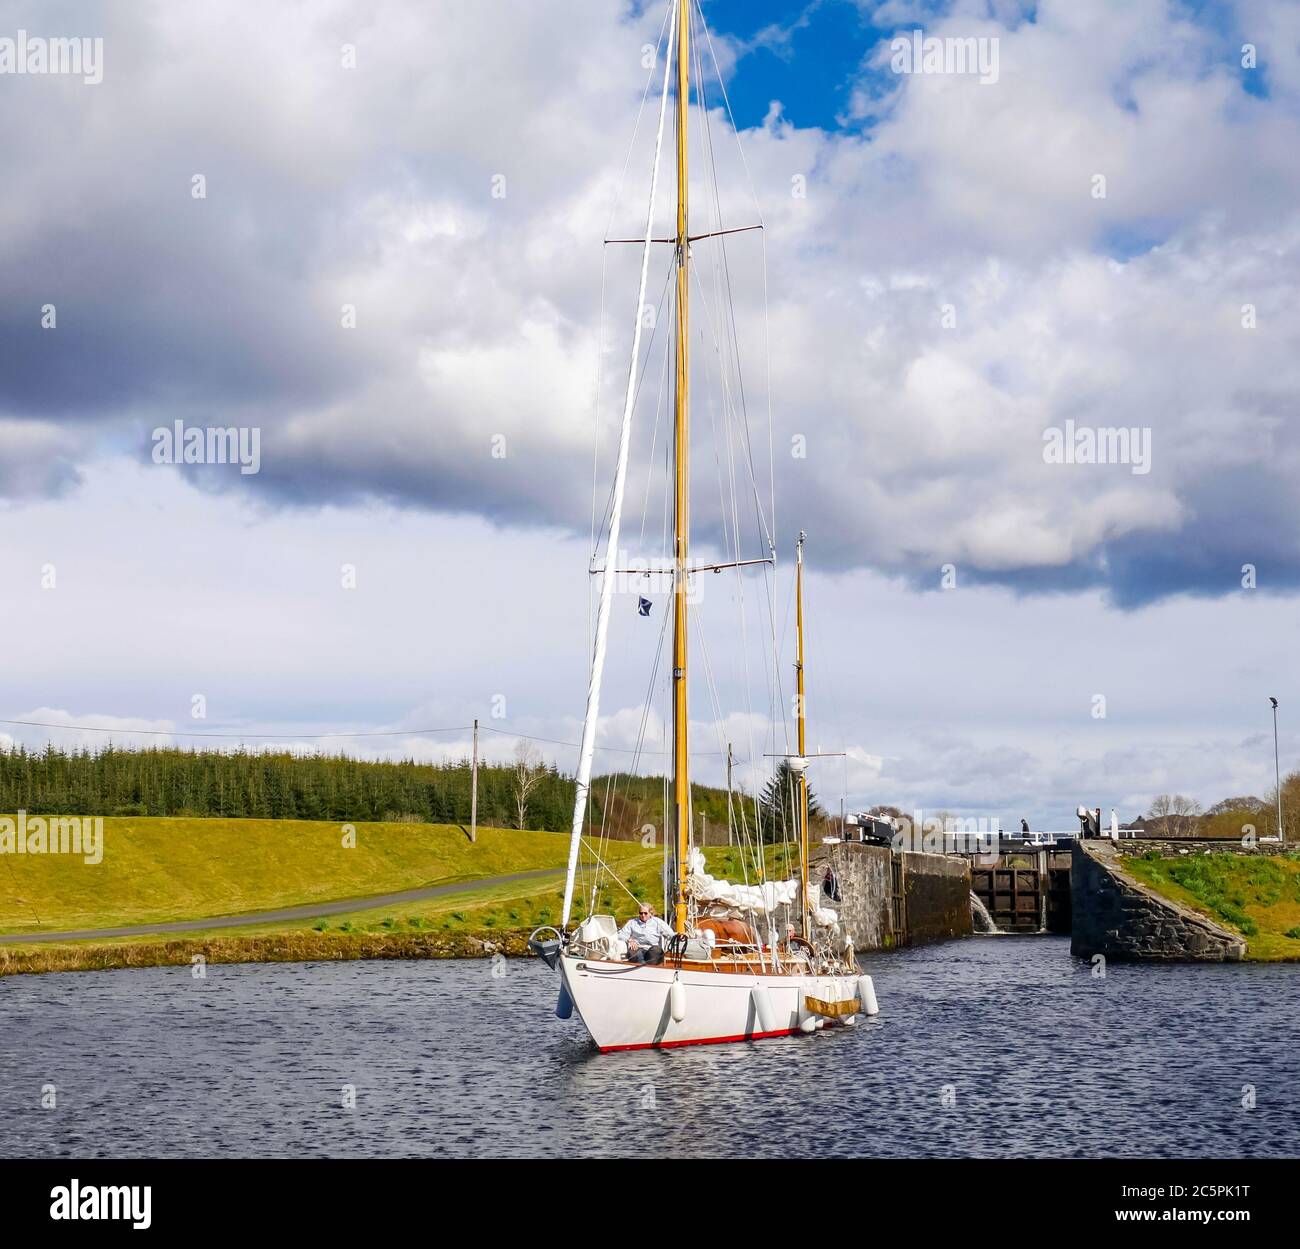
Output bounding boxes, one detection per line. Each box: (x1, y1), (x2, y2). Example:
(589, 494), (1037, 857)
(1270, 698), (1283, 845)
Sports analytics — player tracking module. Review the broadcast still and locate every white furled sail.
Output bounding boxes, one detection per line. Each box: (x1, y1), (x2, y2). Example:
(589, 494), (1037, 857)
(685, 847), (798, 915)
(686, 849), (840, 930)
(560, 0), (678, 931)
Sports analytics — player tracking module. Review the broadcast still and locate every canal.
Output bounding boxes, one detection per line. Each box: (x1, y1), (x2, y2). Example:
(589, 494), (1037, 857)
(1, 936), (1295, 1158)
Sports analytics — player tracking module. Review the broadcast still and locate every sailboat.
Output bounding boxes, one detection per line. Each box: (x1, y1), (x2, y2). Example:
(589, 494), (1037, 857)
(529, 0), (876, 1053)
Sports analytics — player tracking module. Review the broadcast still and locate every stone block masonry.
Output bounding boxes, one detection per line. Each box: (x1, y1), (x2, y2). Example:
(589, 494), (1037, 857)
(1070, 840), (1245, 962)
(817, 842), (972, 951)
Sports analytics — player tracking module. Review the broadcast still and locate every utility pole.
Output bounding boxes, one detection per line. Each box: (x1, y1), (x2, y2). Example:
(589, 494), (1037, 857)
(470, 718), (479, 844)
(1271, 698), (1283, 845)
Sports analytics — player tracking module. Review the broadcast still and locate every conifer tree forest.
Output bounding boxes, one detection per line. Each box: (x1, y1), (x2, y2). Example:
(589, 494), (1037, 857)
(0, 745), (572, 829)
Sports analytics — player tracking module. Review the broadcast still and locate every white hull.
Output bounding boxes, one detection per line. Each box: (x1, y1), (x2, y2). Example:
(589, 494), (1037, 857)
(559, 953), (867, 1052)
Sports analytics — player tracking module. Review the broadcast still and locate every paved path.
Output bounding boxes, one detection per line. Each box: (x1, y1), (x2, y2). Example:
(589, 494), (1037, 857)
(0, 867), (565, 944)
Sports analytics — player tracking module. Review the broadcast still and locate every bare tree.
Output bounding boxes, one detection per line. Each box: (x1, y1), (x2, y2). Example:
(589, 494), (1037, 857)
(1149, 793), (1201, 837)
(1170, 794), (1202, 838)
(512, 742), (545, 831)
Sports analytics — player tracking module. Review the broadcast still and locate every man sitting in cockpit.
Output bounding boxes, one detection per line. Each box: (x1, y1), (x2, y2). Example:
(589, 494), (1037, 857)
(618, 902), (675, 964)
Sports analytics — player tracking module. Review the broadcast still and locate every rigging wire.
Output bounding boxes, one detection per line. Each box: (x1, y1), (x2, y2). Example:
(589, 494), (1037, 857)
(692, 1), (783, 882)
(565, 0), (821, 921)
(591, 2), (675, 655)
(635, 279), (675, 551)
(592, 261), (676, 558)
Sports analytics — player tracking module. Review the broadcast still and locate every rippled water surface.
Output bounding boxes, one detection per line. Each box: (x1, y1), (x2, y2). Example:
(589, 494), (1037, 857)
(2, 937), (1295, 1158)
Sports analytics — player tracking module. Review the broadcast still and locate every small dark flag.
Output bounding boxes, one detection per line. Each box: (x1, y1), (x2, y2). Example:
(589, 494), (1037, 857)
(637, 596), (652, 617)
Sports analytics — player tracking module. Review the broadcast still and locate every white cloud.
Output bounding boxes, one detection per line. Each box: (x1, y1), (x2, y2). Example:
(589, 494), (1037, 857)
(0, 421), (82, 499)
(4, 0), (1298, 601)
(1, 1), (1298, 826)
(5, 708), (176, 752)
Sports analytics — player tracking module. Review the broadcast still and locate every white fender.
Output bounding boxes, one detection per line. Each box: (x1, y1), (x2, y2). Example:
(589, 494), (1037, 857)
(811, 977), (832, 1029)
(669, 977), (687, 1023)
(857, 974), (879, 1016)
(797, 981), (817, 1033)
(840, 975), (860, 1024)
(750, 984), (776, 1034)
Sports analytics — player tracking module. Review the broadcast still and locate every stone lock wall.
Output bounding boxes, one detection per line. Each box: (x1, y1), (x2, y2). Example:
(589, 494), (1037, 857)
(1070, 840), (1245, 962)
(819, 842), (972, 950)
(822, 842), (892, 949)
(902, 850), (973, 945)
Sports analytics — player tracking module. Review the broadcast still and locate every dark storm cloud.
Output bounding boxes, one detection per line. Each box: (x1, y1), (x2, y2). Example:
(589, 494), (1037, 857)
(1103, 466), (1300, 608)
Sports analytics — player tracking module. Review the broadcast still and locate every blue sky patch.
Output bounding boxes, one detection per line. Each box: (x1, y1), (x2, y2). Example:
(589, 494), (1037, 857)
(702, 0), (886, 129)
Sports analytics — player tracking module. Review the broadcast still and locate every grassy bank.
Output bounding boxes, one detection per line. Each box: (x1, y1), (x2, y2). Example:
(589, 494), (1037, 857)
(704, 843), (801, 882)
(0, 814), (764, 976)
(0, 815), (647, 935)
(1124, 851), (1300, 961)
(0, 850), (665, 978)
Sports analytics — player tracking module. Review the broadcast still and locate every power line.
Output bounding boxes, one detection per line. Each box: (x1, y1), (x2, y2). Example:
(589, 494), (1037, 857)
(0, 718), (470, 741)
(0, 716), (744, 759)
(482, 724), (738, 760)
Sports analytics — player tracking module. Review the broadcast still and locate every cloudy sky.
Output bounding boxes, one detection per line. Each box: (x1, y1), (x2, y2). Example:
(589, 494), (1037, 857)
(1, 0), (1297, 828)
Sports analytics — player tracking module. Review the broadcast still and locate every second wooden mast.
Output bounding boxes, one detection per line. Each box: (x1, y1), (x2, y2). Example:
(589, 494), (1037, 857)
(796, 532), (809, 935)
(671, 0), (691, 934)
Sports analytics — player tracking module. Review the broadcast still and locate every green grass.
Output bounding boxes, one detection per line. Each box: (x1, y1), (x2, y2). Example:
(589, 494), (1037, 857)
(703, 842), (800, 882)
(0, 814), (647, 936)
(1125, 852), (1300, 960)
(0, 861), (666, 975)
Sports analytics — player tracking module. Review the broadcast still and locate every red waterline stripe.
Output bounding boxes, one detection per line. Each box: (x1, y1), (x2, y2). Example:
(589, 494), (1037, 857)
(598, 1027), (802, 1053)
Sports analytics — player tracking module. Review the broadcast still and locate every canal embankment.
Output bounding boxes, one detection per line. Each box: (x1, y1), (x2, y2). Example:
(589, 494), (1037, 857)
(1083, 839), (1300, 961)
(0, 815), (658, 976)
(1071, 840), (1254, 962)
(0, 928), (524, 979)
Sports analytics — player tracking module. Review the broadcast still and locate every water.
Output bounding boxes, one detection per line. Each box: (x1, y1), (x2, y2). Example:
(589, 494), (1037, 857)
(970, 891), (998, 933)
(1, 936), (1295, 1158)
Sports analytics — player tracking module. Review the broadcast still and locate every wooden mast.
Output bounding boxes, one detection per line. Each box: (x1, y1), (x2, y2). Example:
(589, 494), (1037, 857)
(796, 532), (809, 935)
(671, 0), (691, 934)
